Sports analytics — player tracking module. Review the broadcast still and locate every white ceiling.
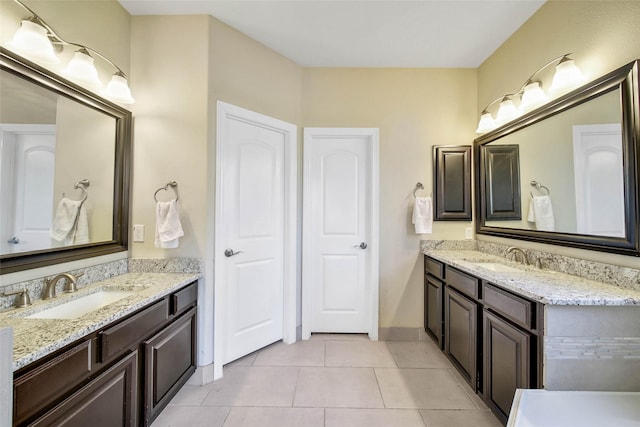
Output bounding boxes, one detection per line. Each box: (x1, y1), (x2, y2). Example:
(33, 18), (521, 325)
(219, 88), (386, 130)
(118, 0), (545, 68)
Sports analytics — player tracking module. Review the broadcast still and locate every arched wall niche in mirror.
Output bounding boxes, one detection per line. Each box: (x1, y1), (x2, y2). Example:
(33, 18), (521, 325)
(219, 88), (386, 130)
(0, 47), (131, 274)
(475, 59), (639, 256)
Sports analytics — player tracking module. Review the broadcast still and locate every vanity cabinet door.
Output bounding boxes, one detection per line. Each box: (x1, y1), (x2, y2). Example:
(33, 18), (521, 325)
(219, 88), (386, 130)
(30, 351), (138, 427)
(483, 309), (531, 424)
(444, 287), (479, 390)
(143, 307), (197, 426)
(425, 275), (444, 349)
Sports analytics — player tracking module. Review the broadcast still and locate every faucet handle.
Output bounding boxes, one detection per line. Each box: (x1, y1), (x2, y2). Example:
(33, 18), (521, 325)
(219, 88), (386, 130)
(3, 288), (32, 308)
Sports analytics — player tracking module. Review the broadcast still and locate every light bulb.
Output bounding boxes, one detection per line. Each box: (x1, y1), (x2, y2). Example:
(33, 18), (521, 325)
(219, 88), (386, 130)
(6, 19), (59, 64)
(496, 98), (519, 124)
(520, 82), (547, 112)
(103, 73), (135, 104)
(476, 112), (496, 134)
(64, 49), (102, 87)
(550, 58), (583, 93)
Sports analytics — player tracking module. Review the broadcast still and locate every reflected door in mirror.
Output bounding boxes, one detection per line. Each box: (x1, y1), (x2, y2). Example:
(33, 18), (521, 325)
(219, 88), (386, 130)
(0, 125), (56, 253)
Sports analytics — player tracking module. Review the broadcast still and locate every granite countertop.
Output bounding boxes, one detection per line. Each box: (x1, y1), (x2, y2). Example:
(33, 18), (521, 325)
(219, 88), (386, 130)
(423, 249), (640, 306)
(0, 272), (201, 371)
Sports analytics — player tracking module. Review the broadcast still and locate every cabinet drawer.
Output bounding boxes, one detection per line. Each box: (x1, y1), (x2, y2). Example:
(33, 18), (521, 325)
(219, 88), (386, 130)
(31, 350), (138, 427)
(172, 281), (197, 316)
(425, 256), (445, 278)
(483, 283), (534, 329)
(100, 298), (169, 362)
(446, 266), (479, 300)
(14, 340), (92, 425)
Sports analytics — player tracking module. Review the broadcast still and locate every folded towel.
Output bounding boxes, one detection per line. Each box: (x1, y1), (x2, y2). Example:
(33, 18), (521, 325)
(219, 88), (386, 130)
(527, 194), (555, 231)
(50, 198), (89, 245)
(412, 196), (433, 234)
(155, 200), (184, 248)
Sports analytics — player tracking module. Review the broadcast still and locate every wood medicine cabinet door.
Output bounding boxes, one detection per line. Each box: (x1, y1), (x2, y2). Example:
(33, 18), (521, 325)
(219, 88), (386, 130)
(433, 145), (472, 220)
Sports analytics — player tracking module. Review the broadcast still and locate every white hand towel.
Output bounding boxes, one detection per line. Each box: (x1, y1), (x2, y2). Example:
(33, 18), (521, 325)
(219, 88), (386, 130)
(412, 196), (433, 234)
(50, 198), (87, 245)
(155, 200), (184, 249)
(527, 194), (555, 231)
(74, 204), (90, 245)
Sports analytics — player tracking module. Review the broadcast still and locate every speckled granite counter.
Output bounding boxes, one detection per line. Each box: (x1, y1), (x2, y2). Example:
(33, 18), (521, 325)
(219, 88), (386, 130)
(0, 272), (200, 371)
(423, 249), (640, 306)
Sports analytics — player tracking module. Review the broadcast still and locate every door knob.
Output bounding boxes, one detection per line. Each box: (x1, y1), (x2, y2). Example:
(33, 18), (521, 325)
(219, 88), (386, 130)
(354, 242), (367, 249)
(7, 237), (19, 244)
(224, 248), (243, 257)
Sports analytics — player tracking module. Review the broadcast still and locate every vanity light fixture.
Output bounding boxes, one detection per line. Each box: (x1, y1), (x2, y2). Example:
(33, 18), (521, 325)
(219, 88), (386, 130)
(5, 0), (135, 104)
(476, 53), (583, 134)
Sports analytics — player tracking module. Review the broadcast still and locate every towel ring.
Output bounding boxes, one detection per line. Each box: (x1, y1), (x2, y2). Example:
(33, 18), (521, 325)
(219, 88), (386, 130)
(413, 182), (425, 199)
(154, 181), (179, 202)
(73, 179), (90, 203)
(530, 180), (550, 195)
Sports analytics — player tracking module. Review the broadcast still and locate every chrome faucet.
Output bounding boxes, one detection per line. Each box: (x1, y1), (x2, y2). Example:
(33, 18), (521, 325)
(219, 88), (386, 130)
(506, 247), (528, 265)
(43, 272), (84, 299)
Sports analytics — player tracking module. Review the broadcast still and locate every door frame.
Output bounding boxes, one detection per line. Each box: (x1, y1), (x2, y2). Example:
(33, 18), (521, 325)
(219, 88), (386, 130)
(301, 127), (379, 341)
(214, 101), (297, 379)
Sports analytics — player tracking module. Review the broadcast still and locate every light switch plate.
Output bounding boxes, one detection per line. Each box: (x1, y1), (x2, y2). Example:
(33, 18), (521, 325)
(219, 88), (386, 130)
(465, 227), (473, 240)
(133, 224), (144, 242)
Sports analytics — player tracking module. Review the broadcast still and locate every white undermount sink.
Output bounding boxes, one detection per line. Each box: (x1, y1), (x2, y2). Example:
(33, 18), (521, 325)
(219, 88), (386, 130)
(25, 290), (135, 320)
(471, 262), (524, 273)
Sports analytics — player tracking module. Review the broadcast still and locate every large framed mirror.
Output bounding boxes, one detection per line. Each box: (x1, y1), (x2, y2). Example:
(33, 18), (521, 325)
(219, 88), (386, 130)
(475, 59), (639, 256)
(0, 47), (131, 273)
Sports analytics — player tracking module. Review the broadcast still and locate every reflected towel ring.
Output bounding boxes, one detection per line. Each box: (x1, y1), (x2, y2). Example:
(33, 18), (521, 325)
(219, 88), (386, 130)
(154, 181), (179, 202)
(530, 180), (550, 195)
(73, 179), (90, 203)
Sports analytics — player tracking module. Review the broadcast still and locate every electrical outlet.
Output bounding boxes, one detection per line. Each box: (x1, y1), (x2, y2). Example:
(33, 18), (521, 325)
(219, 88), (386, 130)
(133, 224), (145, 242)
(465, 227), (473, 240)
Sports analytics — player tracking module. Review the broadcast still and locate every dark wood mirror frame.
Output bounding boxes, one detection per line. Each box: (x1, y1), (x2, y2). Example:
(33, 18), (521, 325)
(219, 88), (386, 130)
(0, 47), (131, 274)
(475, 59), (639, 256)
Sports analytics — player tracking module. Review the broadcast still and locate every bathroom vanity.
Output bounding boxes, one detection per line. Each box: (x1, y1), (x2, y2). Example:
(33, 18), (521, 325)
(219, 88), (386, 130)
(0, 272), (199, 427)
(423, 249), (640, 424)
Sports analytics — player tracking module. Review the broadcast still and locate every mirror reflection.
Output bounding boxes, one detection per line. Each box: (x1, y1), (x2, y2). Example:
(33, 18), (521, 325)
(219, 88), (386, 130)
(0, 68), (116, 255)
(484, 88), (624, 237)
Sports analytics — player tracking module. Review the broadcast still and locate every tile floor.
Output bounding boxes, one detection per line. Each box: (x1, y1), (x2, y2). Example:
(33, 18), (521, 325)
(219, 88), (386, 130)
(152, 334), (503, 427)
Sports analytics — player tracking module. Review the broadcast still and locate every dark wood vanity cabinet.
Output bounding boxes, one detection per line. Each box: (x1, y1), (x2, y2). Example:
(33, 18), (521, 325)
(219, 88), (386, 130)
(13, 281), (198, 427)
(443, 265), (481, 391)
(424, 255), (542, 424)
(143, 306), (197, 424)
(424, 257), (445, 349)
(482, 282), (542, 424)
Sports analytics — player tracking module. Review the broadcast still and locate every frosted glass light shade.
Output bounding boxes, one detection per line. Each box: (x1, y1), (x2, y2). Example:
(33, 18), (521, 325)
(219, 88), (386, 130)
(103, 73), (135, 104)
(550, 58), (583, 93)
(520, 82), (548, 112)
(496, 99), (519, 124)
(7, 20), (59, 64)
(476, 112), (496, 134)
(64, 49), (102, 87)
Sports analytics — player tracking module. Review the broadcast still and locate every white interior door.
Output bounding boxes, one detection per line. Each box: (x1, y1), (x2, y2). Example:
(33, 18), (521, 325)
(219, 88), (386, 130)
(0, 125), (56, 254)
(573, 124), (625, 237)
(302, 128), (379, 340)
(215, 102), (297, 375)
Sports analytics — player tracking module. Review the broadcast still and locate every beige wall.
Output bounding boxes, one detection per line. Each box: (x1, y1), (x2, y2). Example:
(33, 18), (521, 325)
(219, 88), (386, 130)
(302, 68), (477, 327)
(477, 0), (640, 269)
(129, 15), (210, 259)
